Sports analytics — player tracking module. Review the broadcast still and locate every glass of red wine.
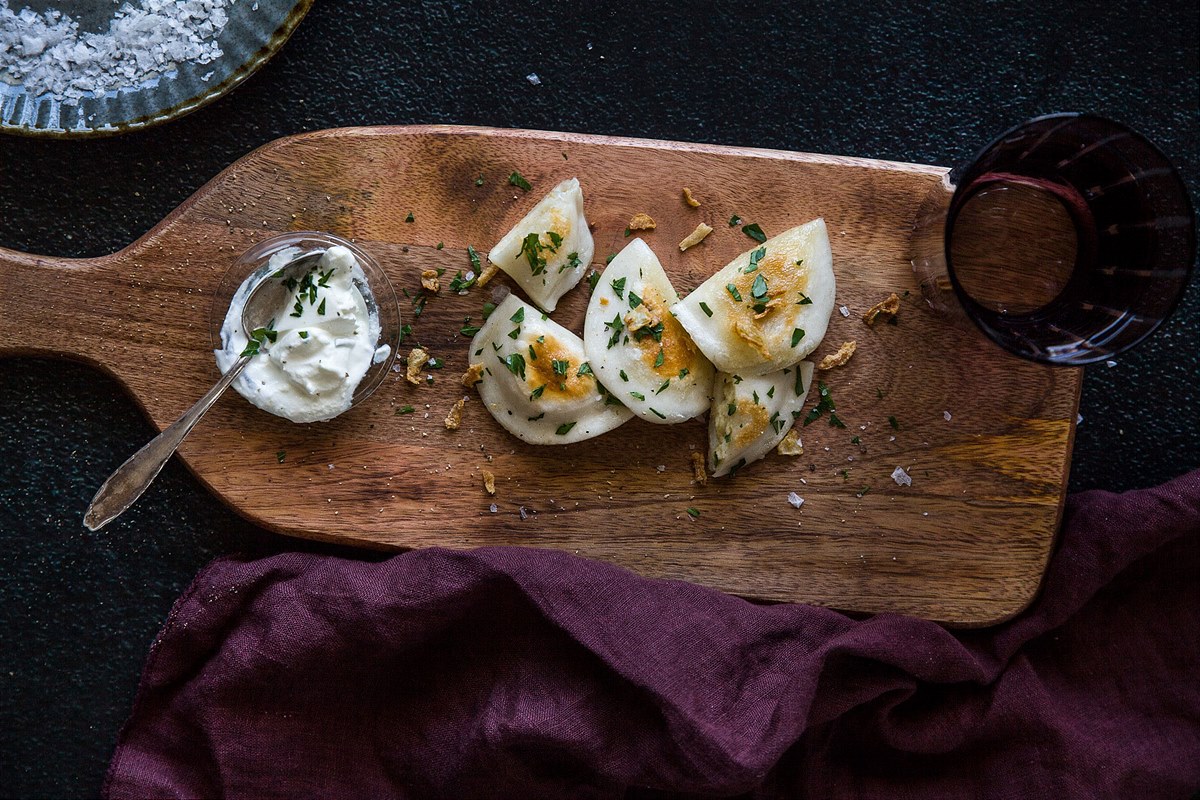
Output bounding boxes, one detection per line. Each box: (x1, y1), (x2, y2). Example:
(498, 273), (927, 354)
(910, 113), (1195, 365)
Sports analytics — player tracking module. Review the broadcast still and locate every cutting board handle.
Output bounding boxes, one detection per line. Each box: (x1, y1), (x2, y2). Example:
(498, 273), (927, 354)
(1, 245), (125, 371)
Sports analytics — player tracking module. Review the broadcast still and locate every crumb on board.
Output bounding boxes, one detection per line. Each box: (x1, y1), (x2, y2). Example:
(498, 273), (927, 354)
(628, 212), (656, 231)
(444, 397), (467, 430)
(405, 347), (429, 385)
(682, 187), (701, 207)
(817, 341), (857, 371)
(777, 429), (804, 456)
(690, 452), (707, 486)
(863, 293), (901, 326)
(420, 269), (440, 293)
(482, 469), (496, 495)
(462, 363), (485, 388)
(476, 261), (500, 288)
(678, 222), (713, 251)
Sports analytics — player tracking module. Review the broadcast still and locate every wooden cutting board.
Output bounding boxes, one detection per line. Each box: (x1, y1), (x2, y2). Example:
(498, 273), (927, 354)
(1, 125), (1080, 626)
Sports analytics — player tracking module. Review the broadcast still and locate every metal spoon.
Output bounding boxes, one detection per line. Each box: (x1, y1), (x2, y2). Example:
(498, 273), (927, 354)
(83, 248), (327, 532)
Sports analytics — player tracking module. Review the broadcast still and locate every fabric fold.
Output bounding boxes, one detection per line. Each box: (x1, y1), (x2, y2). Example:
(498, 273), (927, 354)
(106, 470), (1200, 799)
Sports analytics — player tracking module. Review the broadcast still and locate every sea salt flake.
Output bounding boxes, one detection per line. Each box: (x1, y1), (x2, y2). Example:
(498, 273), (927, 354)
(787, 491), (804, 509)
(943, 410), (952, 421)
(526, 72), (541, 85)
(891, 466), (912, 487)
(838, 305), (850, 317)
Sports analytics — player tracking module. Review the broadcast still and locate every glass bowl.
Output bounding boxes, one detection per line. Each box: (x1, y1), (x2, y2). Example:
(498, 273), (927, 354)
(208, 231), (400, 418)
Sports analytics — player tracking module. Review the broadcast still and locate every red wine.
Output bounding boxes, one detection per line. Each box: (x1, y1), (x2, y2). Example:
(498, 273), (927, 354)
(943, 114), (1194, 365)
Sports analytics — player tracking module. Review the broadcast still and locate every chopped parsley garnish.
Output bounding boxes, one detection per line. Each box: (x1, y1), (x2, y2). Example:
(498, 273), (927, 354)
(797, 292), (813, 305)
(648, 408), (666, 419)
(699, 301), (713, 317)
(686, 507), (701, 518)
(631, 321), (664, 343)
(654, 349), (664, 368)
(507, 328), (521, 340)
(449, 270), (477, 294)
(552, 358), (570, 376)
(628, 291), (642, 309)
(727, 402), (737, 416)
(555, 422), (576, 436)
(856, 486), (871, 498)
(405, 212), (415, 223)
(752, 390), (760, 404)
(395, 405), (415, 415)
(528, 412), (545, 421)
(791, 328), (805, 347)
(876, 387), (885, 399)
(803, 381), (836, 426)
(576, 362), (593, 377)
(726, 284), (743, 302)
(436, 242), (444, 250)
(678, 368), (689, 379)
(630, 391), (646, 401)
(619, 370), (629, 382)
(474, 174), (484, 186)
(728, 214), (742, 227)
(499, 352), (526, 379)
(276, 450), (286, 463)
(519, 233), (545, 274)
(742, 223), (766, 243)
(611, 277), (626, 298)
(605, 313), (624, 349)
(426, 356), (444, 369)
(510, 307), (525, 323)
(840, 469), (850, 481)
(828, 412), (846, 429)
(467, 245), (482, 273)
(317, 298), (326, 315)
(623, 227), (632, 237)
(654, 379), (671, 395)
(888, 415), (900, 430)
(851, 435), (861, 444)
(529, 384), (546, 400)
(794, 367), (805, 396)
(561, 252), (581, 273)
(508, 171), (532, 191)
(744, 247), (766, 273)
(412, 294), (427, 317)
(767, 386), (775, 398)
(751, 273), (768, 301)
(482, 301), (497, 319)
(587, 271), (600, 291)
(527, 345), (538, 361)
(399, 323), (414, 342)
(299, 331), (309, 339)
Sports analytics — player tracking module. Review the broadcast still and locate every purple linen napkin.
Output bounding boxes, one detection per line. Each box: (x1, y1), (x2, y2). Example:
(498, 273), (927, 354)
(105, 470), (1200, 799)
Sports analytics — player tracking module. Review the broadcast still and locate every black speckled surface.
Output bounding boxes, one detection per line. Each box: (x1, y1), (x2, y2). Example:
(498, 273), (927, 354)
(1, 1), (1196, 796)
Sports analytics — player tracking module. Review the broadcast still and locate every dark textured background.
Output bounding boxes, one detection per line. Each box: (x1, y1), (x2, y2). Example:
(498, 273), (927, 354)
(1, 1), (1197, 796)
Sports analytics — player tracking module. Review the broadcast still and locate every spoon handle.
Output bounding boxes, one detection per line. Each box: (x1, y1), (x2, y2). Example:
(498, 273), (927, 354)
(83, 355), (252, 531)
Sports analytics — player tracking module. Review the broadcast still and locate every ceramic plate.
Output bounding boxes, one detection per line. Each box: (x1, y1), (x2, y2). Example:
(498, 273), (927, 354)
(0, 0), (311, 138)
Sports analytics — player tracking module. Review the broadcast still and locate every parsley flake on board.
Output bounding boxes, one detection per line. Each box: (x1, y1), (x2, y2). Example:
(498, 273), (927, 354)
(395, 405), (415, 415)
(482, 301), (496, 319)
(508, 171), (532, 191)
(276, 450), (286, 463)
(742, 223), (766, 243)
(889, 415), (900, 430)
(474, 174), (485, 186)
(803, 381), (837, 426)
(728, 215), (742, 227)
(587, 271), (601, 291)
(405, 212), (414, 223)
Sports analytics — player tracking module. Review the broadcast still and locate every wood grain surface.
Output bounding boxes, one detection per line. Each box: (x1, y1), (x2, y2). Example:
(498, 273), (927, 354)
(0, 125), (1081, 625)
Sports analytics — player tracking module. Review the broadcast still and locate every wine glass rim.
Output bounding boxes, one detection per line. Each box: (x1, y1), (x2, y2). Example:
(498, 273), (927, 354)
(941, 113), (1196, 366)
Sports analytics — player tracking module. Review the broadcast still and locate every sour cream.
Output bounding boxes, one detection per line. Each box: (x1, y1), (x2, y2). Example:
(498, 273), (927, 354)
(215, 245), (389, 423)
